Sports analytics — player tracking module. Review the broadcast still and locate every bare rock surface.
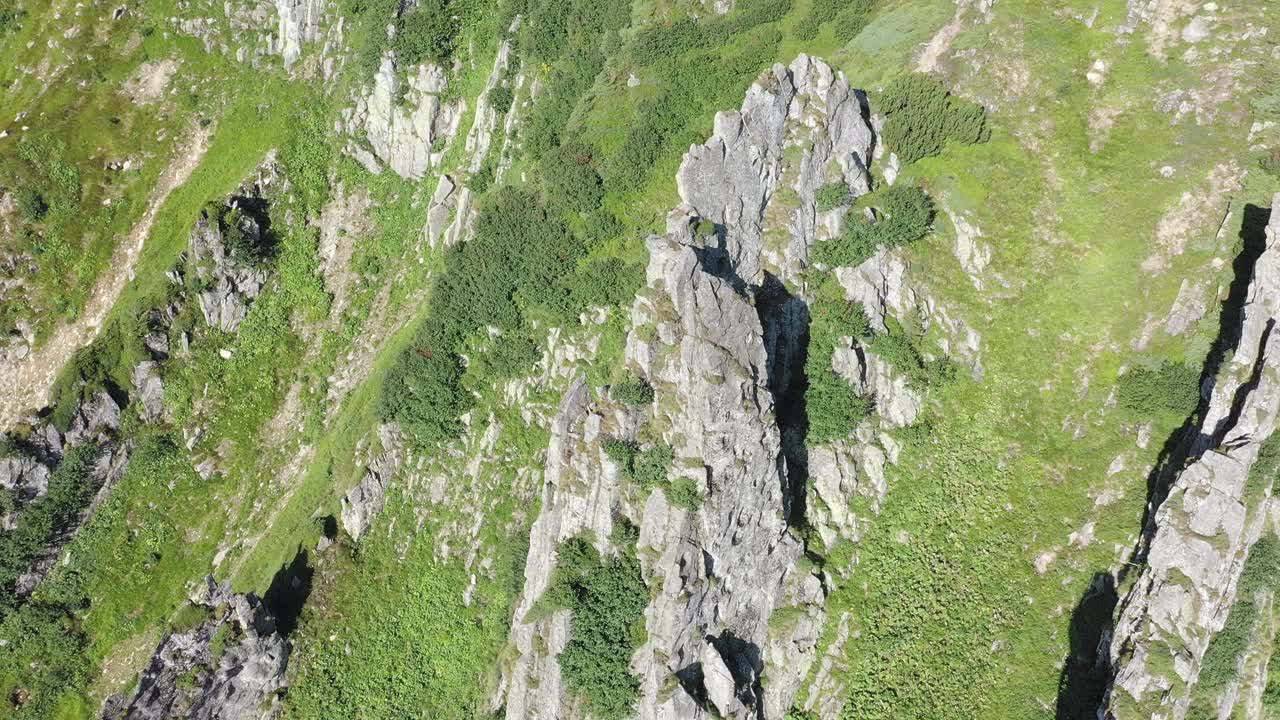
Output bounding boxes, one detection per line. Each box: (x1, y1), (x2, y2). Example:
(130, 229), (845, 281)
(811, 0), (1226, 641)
(108, 576), (289, 720)
(340, 57), (464, 180)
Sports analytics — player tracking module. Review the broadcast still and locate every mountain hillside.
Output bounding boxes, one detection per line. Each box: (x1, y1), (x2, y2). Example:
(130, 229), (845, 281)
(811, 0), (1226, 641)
(1, 1), (1279, 719)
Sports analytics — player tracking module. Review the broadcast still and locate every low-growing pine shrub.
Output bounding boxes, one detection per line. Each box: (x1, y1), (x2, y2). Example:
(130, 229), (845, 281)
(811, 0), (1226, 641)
(879, 73), (989, 164)
(813, 184), (934, 268)
(613, 375), (655, 405)
(1116, 361), (1200, 417)
(816, 181), (850, 212)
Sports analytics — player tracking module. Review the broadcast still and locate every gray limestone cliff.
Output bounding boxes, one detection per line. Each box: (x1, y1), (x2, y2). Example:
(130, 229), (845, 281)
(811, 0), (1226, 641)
(1106, 195), (1280, 719)
(496, 54), (978, 720)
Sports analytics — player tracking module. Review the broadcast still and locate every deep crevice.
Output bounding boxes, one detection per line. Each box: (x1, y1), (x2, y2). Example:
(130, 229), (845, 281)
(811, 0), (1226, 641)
(755, 272), (811, 530)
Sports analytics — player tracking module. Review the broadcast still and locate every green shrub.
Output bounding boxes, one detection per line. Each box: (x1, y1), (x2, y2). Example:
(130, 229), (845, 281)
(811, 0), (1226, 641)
(381, 187), (589, 446)
(541, 142), (604, 214)
(665, 477), (701, 510)
(567, 258), (644, 310)
(0, 443), (99, 608)
(813, 184), (934, 268)
(814, 220), (881, 268)
(469, 163), (494, 194)
(632, 445), (673, 487)
(1245, 433), (1280, 499)
(805, 277), (875, 444)
(832, 1), (874, 41)
(0, 2), (23, 34)
(544, 536), (648, 719)
(582, 210), (625, 248)
(392, 0), (459, 68)
(602, 437), (639, 468)
(816, 181), (851, 212)
(489, 85), (515, 115)
(465, 332), (541, 385)
(379, 338), (472, 446)
(16, 187), (48, 221)
(613, 375), (654, 405)
(807, 377), (874, 444)
(879, 73), (989, 164)
(1116, 361), (1200, 417)
(0, 602), (91, 717)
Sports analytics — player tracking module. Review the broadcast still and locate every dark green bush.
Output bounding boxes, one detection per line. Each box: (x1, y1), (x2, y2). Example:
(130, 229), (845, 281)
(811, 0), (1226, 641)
(466, 332), (541, 383)
(792, 0), (871, 41)
(0, 2), (23, 34)
(489, 85), (515, 115)
(567, 259), (644, 310)
(613, 375), (654, 405)
(381, 188), (585, 444)
(544, 536), (648, 720)
(815, 181), (850, 212)
(0, 443), (98, 608)
(0, 602), (91, 717)
(806, 377), (873, 444)
(632, 445), (673, 487)
(879, 73), (989, 164)
(1196, 536), (1280, 691)
(16, 187), (47, 221)
(541, 142), (604, 213)
(519, 0), (630, 158)
(380, 337), (472, 446)
(602, 437), (639, 468)
(1116, 361), (1201, 417)
(805, 278), (874, 444)
(665, 477), (701, 510)
(609, 11), (784, 193)
(582, 210), (625, 248)
(392, 0), (458, 68)
(1245, 433), (1280, 498)
(832, 1), (874, 41)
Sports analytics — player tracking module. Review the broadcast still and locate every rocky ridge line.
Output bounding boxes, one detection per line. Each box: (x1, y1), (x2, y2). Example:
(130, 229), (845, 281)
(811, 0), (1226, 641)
(1106, 195), (1280, 719)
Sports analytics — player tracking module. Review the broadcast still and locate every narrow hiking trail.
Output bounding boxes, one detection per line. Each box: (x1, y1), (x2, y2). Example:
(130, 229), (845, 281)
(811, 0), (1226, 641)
(0, 125), (211, 430)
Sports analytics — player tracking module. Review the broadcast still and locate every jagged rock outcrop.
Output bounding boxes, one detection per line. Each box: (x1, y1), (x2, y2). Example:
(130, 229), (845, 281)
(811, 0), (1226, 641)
(273, 0), (325, 70)
(190, 199), (270, 334)
(340, 57), (464, 180)
(106, 576), (289, 720)
(172, 0), (340, 76)
(339, 424), (405, 542)
(500, 55), (955, 720)
(676, 54), (873, 285)
(1106, 195), (1280, 719)
(132, 362), (167, 423)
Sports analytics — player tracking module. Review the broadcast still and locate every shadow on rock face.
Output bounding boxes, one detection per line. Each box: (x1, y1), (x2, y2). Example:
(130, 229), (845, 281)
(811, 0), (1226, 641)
(1055, 572), (1118, 720)
(263, 547), (313, 637)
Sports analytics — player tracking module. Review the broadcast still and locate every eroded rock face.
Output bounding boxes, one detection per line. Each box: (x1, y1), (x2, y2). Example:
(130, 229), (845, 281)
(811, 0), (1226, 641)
(340, 57), (464, 180)
(190, 200), (271, 334)
(1105, 195), (1280, 719)
(676, 53), (874, 285)
(339, 424), (405, 542)
(499, 55), (926, 720)
(108, 576), (289, 720)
